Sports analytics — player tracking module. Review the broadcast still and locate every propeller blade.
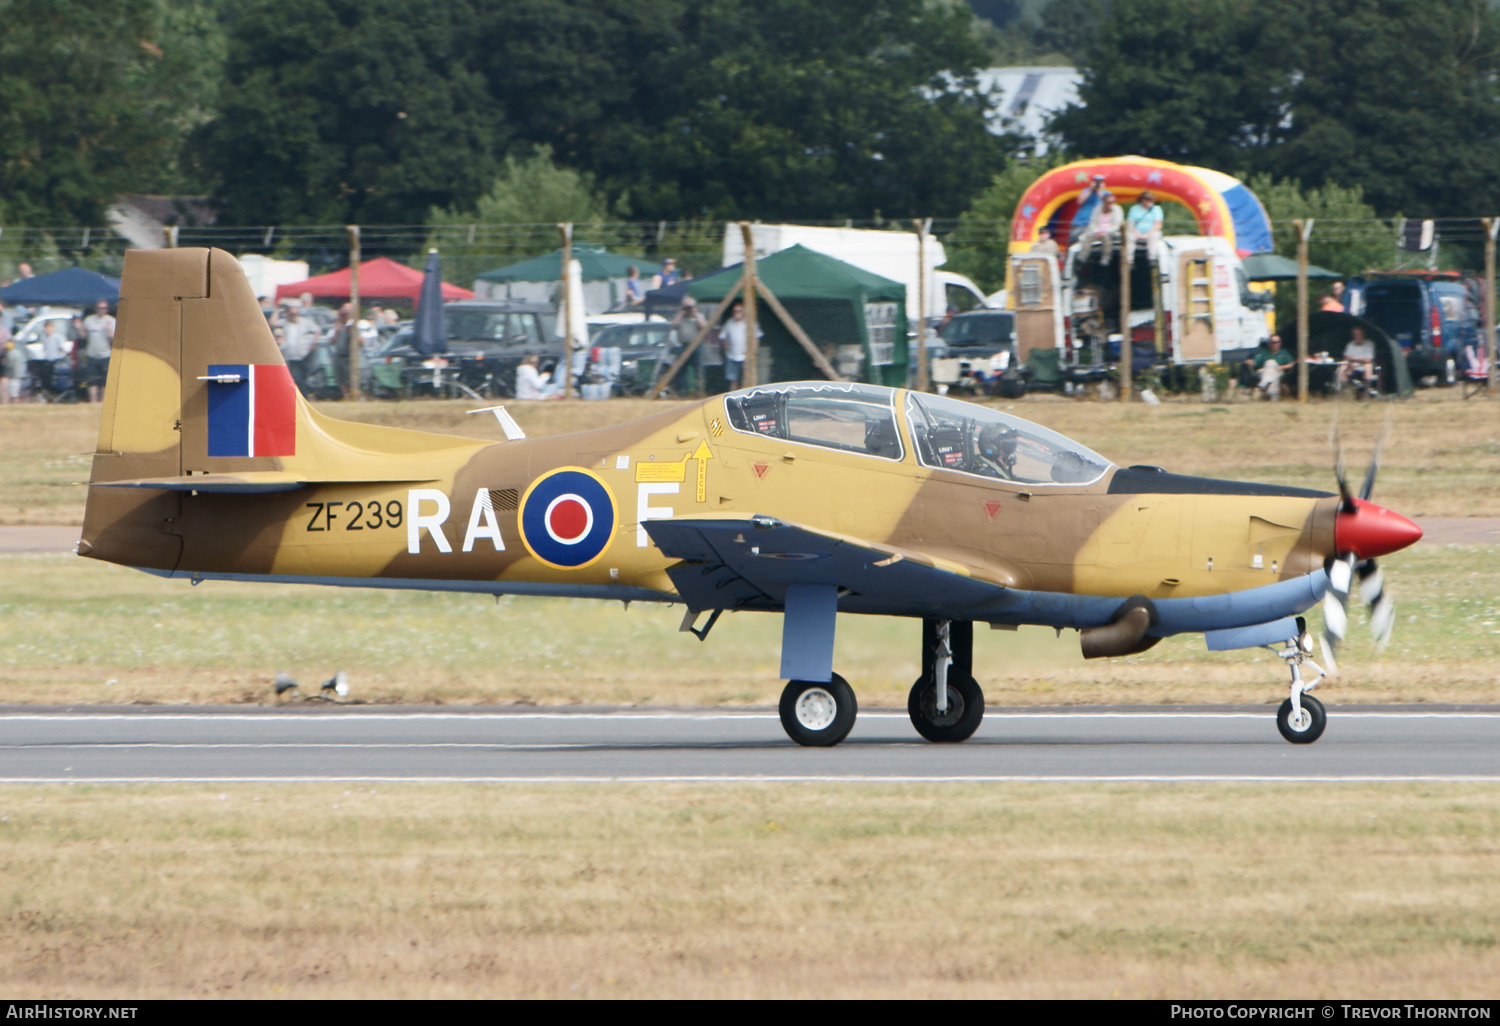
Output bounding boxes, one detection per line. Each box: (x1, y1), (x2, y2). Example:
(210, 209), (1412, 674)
(1370, 594), (1396, 648)
(1317, 632), (1341, 677)
(1322, 553), (1355, 656)
(1357, 558), (1396, 648)
(1330, 412), (1354, 511)
(1358, 412), (1393, 502)
(1356, 560), (1384, 606)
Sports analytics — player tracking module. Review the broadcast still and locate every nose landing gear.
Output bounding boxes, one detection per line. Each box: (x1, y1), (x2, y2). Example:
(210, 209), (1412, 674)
(1271, 618), (1329, 744)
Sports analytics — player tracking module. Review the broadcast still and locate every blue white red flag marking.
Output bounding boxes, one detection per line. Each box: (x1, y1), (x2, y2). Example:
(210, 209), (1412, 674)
(519, 468), (616, 569)
(206, 364), (297, 457)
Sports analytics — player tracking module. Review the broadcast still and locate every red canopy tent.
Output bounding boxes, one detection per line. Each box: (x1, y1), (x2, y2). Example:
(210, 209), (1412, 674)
(274, 257), (474, 306)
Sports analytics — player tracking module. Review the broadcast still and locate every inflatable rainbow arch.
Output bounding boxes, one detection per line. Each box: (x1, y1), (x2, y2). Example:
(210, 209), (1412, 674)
(1010, 155), (1273, 257)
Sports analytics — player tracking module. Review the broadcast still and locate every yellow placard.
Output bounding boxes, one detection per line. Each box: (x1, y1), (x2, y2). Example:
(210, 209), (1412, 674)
(635, 456), (689, 483)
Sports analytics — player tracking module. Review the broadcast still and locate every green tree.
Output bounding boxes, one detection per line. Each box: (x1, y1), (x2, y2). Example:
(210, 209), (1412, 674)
(425, 147), (615, 285)
(196, 0), (507, 225)
(467, 0), (1011, 221)
(1245, 173), (1388, 278)
(0, 0), (227, 227)
(943, 151), (1067, 290)
(1050, 0), (1500, 218)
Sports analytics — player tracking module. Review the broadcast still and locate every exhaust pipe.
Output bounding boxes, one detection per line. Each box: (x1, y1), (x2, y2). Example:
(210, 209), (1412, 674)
(1080, 596), (1161, 659)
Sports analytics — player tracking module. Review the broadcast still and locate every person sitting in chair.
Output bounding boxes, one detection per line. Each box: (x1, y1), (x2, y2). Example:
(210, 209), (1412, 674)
(1337, 326), (1378, 396)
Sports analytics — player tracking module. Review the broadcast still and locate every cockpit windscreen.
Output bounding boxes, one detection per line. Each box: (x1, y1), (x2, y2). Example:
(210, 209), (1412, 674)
(903, 392), (1111, 485)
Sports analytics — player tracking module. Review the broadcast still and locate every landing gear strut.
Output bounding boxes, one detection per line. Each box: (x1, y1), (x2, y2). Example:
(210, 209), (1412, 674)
(908, 619), (985, 743)
(1272, 618), (1328, 744)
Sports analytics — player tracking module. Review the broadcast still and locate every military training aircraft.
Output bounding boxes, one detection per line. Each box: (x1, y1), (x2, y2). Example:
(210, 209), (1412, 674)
(79, 248), (1423, 746)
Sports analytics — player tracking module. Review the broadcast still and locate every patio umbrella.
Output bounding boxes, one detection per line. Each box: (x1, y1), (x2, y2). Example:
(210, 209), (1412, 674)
(412, 250), (448, 355)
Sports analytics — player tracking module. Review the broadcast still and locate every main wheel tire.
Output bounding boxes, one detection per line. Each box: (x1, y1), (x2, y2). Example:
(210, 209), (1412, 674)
(1277, 693), (1327, 744)
(779, 675), (857, 747)
(907, 672), (985, 743)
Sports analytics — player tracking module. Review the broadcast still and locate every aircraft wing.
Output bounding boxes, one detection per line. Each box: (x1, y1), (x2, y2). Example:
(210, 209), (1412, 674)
(92, 471), (436, 493)
(643, 515), (1006, 616)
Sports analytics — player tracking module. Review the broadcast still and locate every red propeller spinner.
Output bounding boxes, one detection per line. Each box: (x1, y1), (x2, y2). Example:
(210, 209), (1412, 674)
(1333, 498), (1423, 559)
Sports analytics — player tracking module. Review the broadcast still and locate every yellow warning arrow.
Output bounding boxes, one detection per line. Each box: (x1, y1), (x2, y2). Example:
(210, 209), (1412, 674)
(691, 440), (714, 503)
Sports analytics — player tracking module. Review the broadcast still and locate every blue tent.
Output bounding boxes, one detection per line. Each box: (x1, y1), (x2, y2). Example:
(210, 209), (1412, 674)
(0, 267), (120, 306)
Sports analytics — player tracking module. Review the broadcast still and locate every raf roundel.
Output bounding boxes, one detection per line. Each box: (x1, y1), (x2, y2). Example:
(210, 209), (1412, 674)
(518, 468), (617, 569)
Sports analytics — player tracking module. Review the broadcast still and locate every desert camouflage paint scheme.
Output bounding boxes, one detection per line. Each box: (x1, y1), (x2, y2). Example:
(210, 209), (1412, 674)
(79, 249), (1423, 745)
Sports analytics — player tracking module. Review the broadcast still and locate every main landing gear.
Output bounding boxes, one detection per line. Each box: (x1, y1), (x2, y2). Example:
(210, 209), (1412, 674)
(1271, 617), (1328, 744)
(777, 619), (985, 747)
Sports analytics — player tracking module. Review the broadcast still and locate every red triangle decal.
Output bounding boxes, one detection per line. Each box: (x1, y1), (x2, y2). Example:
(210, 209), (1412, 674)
(983, 500), (1002, 520)
(752, 462), (769, 479)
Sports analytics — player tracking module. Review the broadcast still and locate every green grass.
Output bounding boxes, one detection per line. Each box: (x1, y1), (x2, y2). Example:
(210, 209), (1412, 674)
(1, 540), (1496, 706)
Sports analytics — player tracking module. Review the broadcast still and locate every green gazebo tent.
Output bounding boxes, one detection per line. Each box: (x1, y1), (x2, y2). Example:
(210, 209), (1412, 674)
(677, 245), (909, 387)
(473, 244), (661, 314)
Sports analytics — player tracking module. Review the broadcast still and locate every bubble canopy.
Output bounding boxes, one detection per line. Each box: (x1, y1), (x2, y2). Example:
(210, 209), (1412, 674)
(721, 382), (1112, 485)
(904, 392), (1112, 485)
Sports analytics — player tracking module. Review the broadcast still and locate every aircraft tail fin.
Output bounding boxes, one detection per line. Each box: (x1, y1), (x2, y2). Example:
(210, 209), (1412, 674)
(82, 248), (476, 567)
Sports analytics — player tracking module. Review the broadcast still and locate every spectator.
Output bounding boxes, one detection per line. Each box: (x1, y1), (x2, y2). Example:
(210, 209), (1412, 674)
(1030, 225), (1060, 259)
(81, 300), (115, 403)
(1320, 282), (1346, 313)
(0, 299), (12, 335)
(259, 295), (280, 326)
(17, 262), (33, 279)
(1245, 334), (1293, 401)
(668, 296), (708, 393)
(1, 338), (23, 403)
(35, 318), (68, 395)
(515, 353), (555, 400)
(1083, 193), (1124, 264)
(1125, 191), (1163, 262)
(328, 303), (354, 398)
(279, 305), (315, 392)
(719, 301), (761, 391)
(1337, 325), (1377, 394)
(623, 266), (645, 307)
(651, 258), (680, 291)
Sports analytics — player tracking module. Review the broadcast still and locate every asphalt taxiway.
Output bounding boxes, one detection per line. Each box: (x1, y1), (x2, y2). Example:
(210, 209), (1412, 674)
(1, 705), (1498, 782)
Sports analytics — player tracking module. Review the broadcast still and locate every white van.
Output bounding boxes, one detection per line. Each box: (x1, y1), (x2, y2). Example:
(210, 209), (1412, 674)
(1010, 234), (1270, 365)
(722, 223), (991, 324)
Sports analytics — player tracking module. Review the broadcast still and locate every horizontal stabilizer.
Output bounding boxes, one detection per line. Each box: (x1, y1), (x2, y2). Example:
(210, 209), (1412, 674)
(93, 471), (436, 494)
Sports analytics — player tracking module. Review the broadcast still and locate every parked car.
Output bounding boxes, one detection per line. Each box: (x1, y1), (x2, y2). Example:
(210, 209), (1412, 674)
(929, 310), (1018, 392)
(372, 301), (561, 398)
(588, 320), (673, 394)
(1348, 272), (1478, 385)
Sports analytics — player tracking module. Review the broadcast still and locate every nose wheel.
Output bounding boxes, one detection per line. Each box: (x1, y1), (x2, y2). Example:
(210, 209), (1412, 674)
(779, 675), (857, 747)
(1269, 619), (1329, 744)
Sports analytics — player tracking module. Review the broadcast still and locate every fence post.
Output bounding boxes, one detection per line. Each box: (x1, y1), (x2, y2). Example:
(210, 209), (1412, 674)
(1295, 218), (1313, 402)
(347, 225), (361, 400)
(739, 221), (759, 387)
(914, 217), (931, 392)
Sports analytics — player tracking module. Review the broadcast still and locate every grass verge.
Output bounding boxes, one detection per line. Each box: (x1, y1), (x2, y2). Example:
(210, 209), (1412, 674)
(0, 783), (1496, 998)
(1, 540), (1496, 706)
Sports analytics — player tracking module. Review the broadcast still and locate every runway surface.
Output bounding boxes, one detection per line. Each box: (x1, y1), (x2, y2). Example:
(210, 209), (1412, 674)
(2, 705), (1498, 782)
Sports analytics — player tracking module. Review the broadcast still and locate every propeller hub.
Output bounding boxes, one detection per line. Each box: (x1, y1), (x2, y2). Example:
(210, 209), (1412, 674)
(1333, 498), (1422, 559)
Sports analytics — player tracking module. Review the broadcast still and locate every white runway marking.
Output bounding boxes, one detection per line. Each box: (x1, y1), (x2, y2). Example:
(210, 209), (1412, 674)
(4, 775), (1500, 784)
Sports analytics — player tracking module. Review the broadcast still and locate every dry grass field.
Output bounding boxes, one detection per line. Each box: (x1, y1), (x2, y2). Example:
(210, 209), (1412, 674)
(1, 536), (1496, 706)
(0, 782), (1496, 998)
(1, 389), (1496, 525)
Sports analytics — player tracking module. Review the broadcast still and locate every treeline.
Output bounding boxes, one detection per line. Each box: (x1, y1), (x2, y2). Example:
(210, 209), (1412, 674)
(5, 0), (1500, 257)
